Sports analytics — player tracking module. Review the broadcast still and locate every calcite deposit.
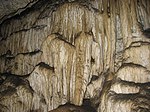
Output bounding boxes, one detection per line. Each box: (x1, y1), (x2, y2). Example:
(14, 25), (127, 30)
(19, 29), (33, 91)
(0, 0), (150, 112)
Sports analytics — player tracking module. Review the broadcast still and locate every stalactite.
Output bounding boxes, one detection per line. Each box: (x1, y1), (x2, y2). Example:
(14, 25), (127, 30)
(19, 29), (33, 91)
(107, 0), (110, 17)
(101, 0), (104, 13)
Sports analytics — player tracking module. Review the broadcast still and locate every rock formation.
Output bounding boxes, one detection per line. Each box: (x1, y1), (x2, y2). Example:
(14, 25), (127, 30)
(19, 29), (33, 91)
(0, 0), (150, 112)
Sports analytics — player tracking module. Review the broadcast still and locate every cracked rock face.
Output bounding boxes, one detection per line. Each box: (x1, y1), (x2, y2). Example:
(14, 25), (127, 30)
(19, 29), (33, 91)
(0, 0), (150, 112)
(0, 0), (39, 24)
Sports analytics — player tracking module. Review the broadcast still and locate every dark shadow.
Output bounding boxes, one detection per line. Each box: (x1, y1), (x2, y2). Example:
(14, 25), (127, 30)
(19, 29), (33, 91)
(82, 99), (97, 112)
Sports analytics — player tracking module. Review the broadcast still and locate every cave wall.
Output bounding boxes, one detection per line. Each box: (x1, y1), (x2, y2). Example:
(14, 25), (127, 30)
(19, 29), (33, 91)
(0, 0), (150, 112)
(0, 0), (40, 24)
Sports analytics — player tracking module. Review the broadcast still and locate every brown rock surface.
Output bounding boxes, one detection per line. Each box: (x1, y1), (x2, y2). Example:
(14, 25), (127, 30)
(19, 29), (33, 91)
(0, 0), (150, 112)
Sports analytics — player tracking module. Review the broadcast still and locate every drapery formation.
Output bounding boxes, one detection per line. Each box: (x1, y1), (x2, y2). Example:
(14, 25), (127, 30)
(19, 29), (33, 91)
(0, 0), (150, 112)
